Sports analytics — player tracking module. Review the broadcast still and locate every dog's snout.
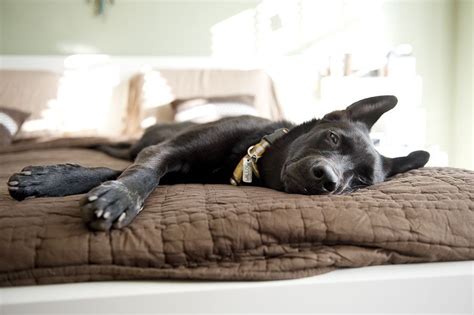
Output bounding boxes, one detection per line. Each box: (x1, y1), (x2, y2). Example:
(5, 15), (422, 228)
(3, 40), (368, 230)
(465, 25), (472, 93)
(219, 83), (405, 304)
(311, 164), (338, 192)
(322, 180), (337, 192)
(312, 166), (325, 179)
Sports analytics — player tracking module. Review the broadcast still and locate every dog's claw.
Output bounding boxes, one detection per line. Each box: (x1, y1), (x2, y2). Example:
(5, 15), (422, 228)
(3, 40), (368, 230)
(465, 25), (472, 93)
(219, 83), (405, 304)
(81, 180), (141, 231)
(8, 181), (19, 186)
(117, 212), (126, 223)
(20, 171), (32, 176)
(95, 209), (104, 218)
(8, 186), (19, 191)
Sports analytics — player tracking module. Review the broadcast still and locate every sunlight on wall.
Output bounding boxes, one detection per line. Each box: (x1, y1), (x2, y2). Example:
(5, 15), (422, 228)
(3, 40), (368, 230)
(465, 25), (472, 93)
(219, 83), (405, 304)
(57, 42), (100, 55)
(140, 67), (174, 110)
(139, 67), (175, 128)
(256, 0), (300, 56)
(210, 0), (388, 122)
(60, 54), (119, 134)
(24, 54), (121, 136)
(211, 0), (388, 123)
(211, 0), (385, 59)
(210, 0), (448, 164)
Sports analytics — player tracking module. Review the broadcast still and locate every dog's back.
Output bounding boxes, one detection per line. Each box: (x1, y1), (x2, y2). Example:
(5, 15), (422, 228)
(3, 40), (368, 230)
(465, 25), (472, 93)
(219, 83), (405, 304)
(94, 121), (198, 161)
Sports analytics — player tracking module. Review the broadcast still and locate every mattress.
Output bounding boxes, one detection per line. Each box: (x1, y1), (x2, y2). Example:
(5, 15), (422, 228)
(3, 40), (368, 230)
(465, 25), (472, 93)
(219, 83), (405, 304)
(0, 141), (473, 286)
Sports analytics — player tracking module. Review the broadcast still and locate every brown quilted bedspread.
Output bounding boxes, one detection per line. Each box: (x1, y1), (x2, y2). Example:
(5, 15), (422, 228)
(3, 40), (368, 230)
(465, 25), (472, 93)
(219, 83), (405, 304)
(0, 143), (473, 286)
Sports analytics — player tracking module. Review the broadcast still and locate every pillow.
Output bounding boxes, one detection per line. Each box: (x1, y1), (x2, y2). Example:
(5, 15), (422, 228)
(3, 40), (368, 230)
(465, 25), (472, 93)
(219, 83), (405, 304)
(171, 95), (258, 123)
(0, 107), (30, 146)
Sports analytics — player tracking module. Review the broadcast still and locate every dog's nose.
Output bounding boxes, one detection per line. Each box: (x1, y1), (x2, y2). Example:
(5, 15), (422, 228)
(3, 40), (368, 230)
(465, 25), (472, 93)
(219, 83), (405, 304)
(311, 164), (338, 192)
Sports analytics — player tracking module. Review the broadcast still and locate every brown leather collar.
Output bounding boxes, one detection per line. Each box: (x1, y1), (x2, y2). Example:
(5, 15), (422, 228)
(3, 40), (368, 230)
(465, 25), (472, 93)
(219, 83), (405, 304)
(230, 128), (289, 186)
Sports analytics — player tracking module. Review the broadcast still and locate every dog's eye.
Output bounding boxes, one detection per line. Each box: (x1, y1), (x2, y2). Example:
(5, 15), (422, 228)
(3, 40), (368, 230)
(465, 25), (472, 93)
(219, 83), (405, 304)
(328, 131), (339, 145)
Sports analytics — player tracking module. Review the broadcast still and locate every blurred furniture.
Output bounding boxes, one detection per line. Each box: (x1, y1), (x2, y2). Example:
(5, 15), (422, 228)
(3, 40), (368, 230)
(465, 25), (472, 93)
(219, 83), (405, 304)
(125, 69), (283, 135)
(0, 70), (61, 139)
(0, 68), (283, 139)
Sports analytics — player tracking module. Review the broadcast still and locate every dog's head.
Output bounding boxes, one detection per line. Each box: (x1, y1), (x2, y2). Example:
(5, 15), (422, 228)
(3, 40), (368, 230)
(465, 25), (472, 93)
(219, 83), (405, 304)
(265, 95), (430, 194)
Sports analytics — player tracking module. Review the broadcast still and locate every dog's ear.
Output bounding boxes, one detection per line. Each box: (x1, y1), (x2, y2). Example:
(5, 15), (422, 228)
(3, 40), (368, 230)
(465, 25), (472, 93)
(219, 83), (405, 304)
(346, 95), (398, 130)
(323, 95), (397, 130)
(382, 150), (430, 177)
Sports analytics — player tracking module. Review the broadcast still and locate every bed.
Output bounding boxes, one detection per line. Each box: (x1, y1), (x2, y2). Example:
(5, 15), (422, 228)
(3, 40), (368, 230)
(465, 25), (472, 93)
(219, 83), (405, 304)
(0, 68), (473, 313)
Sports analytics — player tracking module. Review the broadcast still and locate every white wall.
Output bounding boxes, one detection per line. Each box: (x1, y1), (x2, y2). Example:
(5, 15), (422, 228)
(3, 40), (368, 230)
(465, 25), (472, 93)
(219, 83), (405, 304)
(1, 0), (472, 169)
(382, 0), (456, 163)
(452, 0), (473, 170)
(0, 0), (259, 55)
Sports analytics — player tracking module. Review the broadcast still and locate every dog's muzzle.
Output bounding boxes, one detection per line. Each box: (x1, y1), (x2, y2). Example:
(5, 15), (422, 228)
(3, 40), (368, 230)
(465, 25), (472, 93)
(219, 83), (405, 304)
(283, 158), (340, 194)
(311, 162), (339, 193)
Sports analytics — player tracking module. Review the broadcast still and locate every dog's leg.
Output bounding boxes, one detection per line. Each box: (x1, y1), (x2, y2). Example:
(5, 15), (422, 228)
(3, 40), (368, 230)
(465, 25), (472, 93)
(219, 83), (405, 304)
(79, 145), (178, 230)
(8, 164), (122, 201)
(79, 117), (271, 231)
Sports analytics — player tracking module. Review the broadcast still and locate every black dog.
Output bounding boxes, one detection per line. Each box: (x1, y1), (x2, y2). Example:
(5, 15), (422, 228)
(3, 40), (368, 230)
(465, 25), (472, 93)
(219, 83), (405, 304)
(7, 95), (429, 231)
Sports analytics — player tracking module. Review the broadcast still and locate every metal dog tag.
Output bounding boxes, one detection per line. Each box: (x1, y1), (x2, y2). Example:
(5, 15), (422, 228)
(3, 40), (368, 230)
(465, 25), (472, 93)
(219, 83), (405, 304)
(242, 157), (253, 183)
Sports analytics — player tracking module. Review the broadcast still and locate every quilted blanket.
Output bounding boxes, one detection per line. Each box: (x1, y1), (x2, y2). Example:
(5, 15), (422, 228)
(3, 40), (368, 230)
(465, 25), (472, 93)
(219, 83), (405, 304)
(0, 143), (473, 286)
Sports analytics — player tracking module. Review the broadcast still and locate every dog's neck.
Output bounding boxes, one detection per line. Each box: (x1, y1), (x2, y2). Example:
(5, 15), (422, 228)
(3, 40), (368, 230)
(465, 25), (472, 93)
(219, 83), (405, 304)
(258, 145), (288, 190)
(258, 119), (320, 190)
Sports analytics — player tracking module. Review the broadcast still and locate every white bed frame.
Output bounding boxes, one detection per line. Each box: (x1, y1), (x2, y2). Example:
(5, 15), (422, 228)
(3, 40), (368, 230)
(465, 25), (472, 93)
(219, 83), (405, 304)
(1, 261), (472, 314)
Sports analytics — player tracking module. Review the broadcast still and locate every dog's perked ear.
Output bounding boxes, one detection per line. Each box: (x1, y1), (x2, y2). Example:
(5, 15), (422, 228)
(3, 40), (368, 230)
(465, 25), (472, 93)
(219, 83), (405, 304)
(382, 150), (430, 177)
(323, 95), (398, 130)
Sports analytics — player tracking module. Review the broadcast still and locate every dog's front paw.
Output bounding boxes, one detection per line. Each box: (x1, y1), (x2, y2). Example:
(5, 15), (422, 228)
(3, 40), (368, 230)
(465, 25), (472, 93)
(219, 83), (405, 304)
(80, 181), (143, 231)
(7, 164), (81, 201)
